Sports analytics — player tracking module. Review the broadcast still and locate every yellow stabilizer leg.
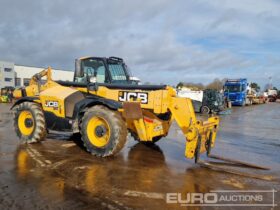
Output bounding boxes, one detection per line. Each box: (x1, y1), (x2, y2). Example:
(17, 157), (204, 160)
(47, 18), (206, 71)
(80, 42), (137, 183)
(168, 97), (219, 159)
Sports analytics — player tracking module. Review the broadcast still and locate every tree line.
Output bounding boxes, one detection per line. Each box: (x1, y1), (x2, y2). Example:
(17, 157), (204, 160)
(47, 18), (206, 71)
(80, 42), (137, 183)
(176, 78), (271, 92)
(176, 78), (228, 91)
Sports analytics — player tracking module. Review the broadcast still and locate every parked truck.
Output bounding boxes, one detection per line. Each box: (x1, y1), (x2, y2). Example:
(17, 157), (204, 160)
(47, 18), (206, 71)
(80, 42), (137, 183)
(267, 89), (278, 102)
(224, 79), (253, 106)
(178, 88), (226, 114)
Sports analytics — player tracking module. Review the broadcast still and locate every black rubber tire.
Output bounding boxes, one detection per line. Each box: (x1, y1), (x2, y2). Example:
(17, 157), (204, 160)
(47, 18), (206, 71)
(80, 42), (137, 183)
(200, 106), (210, 114)
(14, 102), (47, 143)
(80, 105), (127, 157)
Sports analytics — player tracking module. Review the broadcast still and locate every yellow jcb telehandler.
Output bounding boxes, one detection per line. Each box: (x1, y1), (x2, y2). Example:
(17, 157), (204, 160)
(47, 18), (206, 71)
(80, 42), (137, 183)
(12, 57), (219, 162)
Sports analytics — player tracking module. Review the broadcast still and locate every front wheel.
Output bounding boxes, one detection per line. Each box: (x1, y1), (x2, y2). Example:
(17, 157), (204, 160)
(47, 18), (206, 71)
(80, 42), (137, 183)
(14, 102), (47, 143)
(80, 106), (127, 157)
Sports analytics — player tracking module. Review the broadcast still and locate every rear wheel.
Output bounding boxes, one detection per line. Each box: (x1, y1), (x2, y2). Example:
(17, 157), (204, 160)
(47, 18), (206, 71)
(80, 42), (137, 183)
(80, 106), (127, 157)
(200, 106), (210, 114)
(14, 102), (47, 143)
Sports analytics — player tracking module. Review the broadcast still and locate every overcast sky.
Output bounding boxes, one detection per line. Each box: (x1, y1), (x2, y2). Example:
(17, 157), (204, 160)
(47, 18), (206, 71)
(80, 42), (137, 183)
(0, 0), (279, 88)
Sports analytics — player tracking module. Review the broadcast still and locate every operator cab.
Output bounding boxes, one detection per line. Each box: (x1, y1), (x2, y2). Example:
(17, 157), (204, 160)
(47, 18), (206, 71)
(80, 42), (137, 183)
(58, 56), (166, 91)
(74, 57), (132, 84)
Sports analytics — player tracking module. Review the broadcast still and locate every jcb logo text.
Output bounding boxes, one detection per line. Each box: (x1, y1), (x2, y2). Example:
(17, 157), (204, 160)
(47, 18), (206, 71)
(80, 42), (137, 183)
(118, 92), (148, 104)
(44, 101), (59, 108)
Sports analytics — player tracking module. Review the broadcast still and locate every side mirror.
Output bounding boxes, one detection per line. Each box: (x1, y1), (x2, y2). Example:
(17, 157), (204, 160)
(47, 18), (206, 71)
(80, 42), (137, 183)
(90, 76), (97, 83)
(75, 59), (84, 77)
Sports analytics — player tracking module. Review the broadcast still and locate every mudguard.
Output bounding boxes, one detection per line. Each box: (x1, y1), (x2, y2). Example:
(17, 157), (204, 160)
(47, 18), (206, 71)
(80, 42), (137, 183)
(10, 97), (40, 110)
(72, 96), (122, 119)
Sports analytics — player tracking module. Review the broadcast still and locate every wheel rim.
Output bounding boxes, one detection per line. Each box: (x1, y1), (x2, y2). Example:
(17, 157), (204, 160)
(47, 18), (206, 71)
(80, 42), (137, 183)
(87, 116), (111, 147)
(18, 111), (34, 136)
(202, 106), (209, 114)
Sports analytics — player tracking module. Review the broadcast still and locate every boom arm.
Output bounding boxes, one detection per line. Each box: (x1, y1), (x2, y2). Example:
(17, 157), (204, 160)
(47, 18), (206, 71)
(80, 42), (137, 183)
(120, 95), (219, 161)
(13, 67), (54, 98)
(29, 67), (52, 86)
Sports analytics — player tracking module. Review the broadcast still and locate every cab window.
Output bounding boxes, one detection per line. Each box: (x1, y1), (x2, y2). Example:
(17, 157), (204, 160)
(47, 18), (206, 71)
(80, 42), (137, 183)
(75, 59), (107, 83)
(108, 63), (128, 82)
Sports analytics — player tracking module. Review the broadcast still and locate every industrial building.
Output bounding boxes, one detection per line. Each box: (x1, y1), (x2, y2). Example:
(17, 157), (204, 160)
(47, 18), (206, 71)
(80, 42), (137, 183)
(0, 60), (74, 88)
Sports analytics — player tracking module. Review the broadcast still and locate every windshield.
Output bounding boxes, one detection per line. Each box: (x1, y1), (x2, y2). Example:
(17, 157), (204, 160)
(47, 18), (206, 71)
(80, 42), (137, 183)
(224, 85), (241, 93)
(108, 63), (128, 83)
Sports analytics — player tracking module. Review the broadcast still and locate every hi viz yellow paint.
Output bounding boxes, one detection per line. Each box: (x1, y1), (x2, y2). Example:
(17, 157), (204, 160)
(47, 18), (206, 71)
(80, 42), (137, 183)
(86, 116), (111, 147)
(18, 111), (34, 136)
